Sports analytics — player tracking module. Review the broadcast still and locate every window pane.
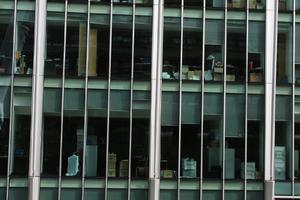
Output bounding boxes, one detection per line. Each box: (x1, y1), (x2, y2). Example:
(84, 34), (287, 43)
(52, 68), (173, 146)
(89, 13), (110, 78)
(132, 90), (150, 178)
(205, 19), (224, 82)
(134, 15), (152, 80)
(65, 11), (87, 77)
(277, 22), (293, 84)
(111, 13), (132, 79)
(0, 85), (11, 176)
(248, 21), (265, 83)
(12, 86), (32, 175)
(15, 10), (35, 76)
(45, 12), (64, 76)
(0, 9), (14, 75)
(182, 18), (202, 82)
(42, 88), (62, 175)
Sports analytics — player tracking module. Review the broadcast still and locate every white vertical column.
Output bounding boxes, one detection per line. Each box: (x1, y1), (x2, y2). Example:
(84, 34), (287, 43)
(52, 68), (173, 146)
(28, 0), (47, 199)
(149, 0), (163, 199)
(264, 0), (278, 199)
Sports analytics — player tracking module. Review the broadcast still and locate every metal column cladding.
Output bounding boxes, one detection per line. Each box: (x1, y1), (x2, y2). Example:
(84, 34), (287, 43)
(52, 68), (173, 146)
(149, 0), (163, 199)
(28, 0), (47, 200)
(264, 0), (278, 199)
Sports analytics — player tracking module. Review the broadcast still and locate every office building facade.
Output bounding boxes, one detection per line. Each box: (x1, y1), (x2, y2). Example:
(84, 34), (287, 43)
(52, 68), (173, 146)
(0, 0), (298, 199)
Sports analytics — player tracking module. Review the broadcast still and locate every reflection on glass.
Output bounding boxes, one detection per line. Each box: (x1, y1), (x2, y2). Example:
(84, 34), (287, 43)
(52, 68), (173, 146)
(0, 86), (11, 175)
(134, 15), (152, 80)
(61, 88), (85, 177)
(161, 92), (179, 178)
(182, 18), (202, 82)
(225, 94), (245, 179)
(89, 13), (110, 78)
(86, 89), (107, 177)
(12, 87), (32, 175)
(227, 20), (246, 82)
(248, 21), (265, 83)
(42, 88), (62, 175)
(277, 22), (293, 84)
(131, 91), (150, 178)
(247, 94), (264, 180)
(108, 90), (130, 178)
(163, 17), (180, 81)
(203, 93), (223, 179)
(275, 95), (292, 181)
(111, 14), (132, 79)
(15, 10), (35, 75)
(180, 92), (201, 178)
(0, 9), (14, 75)
(66, 11), (87, 77)
(205, 20), (224, 82)
(45, 12), (64, 76)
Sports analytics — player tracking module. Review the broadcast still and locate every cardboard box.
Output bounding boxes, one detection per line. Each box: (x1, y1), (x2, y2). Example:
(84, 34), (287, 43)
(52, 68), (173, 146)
(119, 160), (128, 177)
(161, 170), (174, 178)
(226, 74), (235, 82)
(249, 0), (256, 9)
(181, 158), (197, 178)
(232, 0), (245, 8)
(214, 67), (223, 73)
(241, 162), (256, 179)
(187, 71), (194, 80)
(108, 153), (117, 177)
(214, 73), (223, 81)
(108, 169), (116, 177)
(275, 146), (286, 180)
(249, 72), (263, 82)
(194, 70), (202, 80)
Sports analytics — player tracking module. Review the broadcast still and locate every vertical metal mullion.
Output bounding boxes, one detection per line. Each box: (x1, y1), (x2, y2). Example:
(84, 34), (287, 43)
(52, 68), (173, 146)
(128, 1), (136, 200)
(6, 0), (17, 199)
(271, 0), (279, 182)
(222, 0), (228, 199)
(292, 0), (296, 196)
(105, 0), (113, 199)
(244, 0), (249, 199)
(199, 1), (205, 200)
(57, 1), (68, 200)
(81, 0), (91, 199)
(177, 0), (184, 199)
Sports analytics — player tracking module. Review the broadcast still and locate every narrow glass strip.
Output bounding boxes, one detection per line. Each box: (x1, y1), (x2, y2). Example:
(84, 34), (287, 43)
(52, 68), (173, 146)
(6, 0), (17, 199)
(128, 1), (136, 200)
(81, 0), (91, 199)
(244, 0), (250, 199)
(57, 1), (68, 200)
(104, 1), (113, 199)
(292, 0), (296, 196)
(177, 0), (184, 199)
(222, 1), (228, 199)
(200, 1), (205, 200)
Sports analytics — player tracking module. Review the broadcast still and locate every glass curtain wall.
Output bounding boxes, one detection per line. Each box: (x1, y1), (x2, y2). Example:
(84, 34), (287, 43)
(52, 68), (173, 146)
(160, 0), (265, 200)
(275, 0), (296, 197)
(0, 0), (36, 199)
(39, 0), (152, 199)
